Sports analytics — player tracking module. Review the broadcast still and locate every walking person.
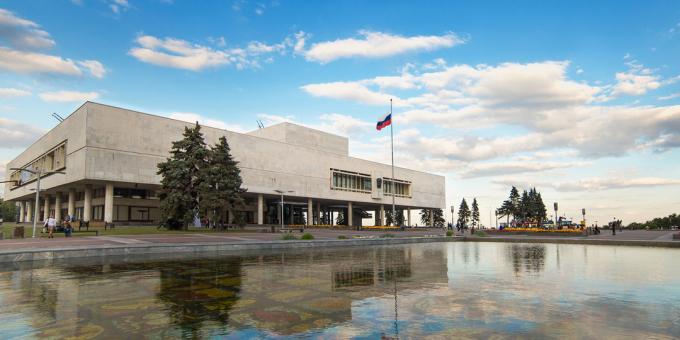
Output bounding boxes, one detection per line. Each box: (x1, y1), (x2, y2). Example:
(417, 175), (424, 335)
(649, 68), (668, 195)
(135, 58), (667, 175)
(46, 213), (57, 239)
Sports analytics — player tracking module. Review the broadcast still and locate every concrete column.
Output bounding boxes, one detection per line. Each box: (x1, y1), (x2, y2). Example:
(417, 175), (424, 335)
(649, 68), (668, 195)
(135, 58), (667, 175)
(379, 205), (385, 226)
(307, 198), (313, 226)
(407, 208), (411, 227)
(347, 202), (353, 227)
(257, 194), (264, 225)
(228, 210), (234, 224)
(43, 195), (50, 221)
(67, 188), (75, 218)
(429, 209), (434, 227)
(316, 202), (321, 225)
(104, 183), (114, 224)
(83, 185), (92, 222)
(25, 201), (32, 222)
(54, 192), (62, 223)
(18, 201), (25, 223)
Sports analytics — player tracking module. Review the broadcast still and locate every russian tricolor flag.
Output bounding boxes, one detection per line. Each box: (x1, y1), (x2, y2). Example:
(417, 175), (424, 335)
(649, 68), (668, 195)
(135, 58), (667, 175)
(376, 113), (392, 131)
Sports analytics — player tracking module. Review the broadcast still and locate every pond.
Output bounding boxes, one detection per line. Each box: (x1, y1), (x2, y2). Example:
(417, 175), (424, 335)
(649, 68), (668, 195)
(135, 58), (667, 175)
(0, 242), (679, 339)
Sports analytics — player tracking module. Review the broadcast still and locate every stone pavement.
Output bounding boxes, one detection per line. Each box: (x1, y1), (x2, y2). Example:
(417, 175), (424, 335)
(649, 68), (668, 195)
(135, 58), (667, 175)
(0, 228), (446, 253)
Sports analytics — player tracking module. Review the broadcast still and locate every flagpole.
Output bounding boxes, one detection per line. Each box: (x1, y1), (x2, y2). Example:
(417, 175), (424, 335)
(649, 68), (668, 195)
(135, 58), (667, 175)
(390, 98), (396, 226)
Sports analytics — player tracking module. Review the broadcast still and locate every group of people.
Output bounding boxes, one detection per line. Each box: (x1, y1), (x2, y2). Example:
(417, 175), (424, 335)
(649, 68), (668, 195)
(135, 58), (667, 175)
(43, 214), (74, 238)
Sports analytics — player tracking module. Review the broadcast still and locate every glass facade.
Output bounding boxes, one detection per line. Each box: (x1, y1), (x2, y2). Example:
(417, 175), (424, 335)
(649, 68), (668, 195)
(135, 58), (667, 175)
(383, 178), (411, 198)
(330, 169), (372, 193)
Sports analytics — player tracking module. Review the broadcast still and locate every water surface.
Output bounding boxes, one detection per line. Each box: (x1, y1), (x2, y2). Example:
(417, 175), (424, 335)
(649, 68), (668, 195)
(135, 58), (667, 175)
(1, 242), (679, 339)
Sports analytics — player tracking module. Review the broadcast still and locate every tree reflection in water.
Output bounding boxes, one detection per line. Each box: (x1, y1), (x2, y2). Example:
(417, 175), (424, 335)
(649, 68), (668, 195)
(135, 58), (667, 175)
(507, 244), (547, 274)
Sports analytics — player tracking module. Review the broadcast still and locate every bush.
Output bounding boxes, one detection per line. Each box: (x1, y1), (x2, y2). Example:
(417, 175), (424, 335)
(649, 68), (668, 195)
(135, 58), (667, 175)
(380, 233), (395, 238)
(474, 230), (488, 237)
(301, 233), (314, 240)
(337, 235), (347, 239)
(446, 230), (453, 237)
(281, 233), (297, 240)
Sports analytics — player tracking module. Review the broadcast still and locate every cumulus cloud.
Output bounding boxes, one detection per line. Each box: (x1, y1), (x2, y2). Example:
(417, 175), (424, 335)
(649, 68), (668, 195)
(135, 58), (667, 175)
(302, 59), (680, 165)
(304, 30), (464, 63)
(129, 34), (295, 71)
(495, 177), (680, 192)
(301, 82), (399, 106)
(0, 118), (45, 148)
(0, 9), (105, 77)
(39, 90), (99, 103)
(0, 8), (55, 49)
(168, 112), (245, 132)
(0, 87), (30, 98)
(611, 58), (661, 96)
(109, 0), (131, 14)
(460, 161), (587, 178)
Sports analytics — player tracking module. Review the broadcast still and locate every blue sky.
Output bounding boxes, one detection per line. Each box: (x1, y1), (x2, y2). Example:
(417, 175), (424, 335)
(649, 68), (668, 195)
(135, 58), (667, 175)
(1, 0), (680, 224)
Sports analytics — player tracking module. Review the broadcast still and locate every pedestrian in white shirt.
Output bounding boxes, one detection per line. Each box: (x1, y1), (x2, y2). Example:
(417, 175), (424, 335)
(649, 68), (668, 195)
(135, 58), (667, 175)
(45, 214), (57, 239)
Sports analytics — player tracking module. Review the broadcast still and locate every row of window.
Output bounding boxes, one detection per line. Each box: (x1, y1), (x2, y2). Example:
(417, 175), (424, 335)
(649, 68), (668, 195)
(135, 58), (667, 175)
(383, 179), (411, 198)
(330, 169), (412, 197)
(9, 142), (67, 188)
(331, 169), (372, 193)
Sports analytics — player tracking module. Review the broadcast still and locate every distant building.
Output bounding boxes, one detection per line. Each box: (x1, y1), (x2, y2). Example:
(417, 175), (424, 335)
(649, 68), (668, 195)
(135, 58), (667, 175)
(5, 102), (445, 227)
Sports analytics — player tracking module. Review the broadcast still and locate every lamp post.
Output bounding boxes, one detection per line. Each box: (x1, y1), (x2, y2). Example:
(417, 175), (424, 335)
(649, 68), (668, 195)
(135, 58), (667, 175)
(274, 189), (293, 230)
(9, 168), (65, 238)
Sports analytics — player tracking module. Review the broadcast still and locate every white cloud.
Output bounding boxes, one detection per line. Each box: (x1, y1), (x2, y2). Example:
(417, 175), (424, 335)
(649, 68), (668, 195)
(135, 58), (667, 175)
(301, 82), (398, 106)
(611, 59), (661, 96)
(168, 112), (245, 132)
(658, 93), (680, 100)
(110, 0), (131, 14)
(0, 47), (82, 75)
(317, 113), (373, 137)
(77, 60), (107, 78)
(304, 30), (464, 63)
(460, 161), (587, 178)
(0, 10), (105, 78)
(0, 118), (46, 148)
(39, 90), (100, 103)
(554, 177), (680, 191)
(0, 8), (55, 49)
(0, 87), (30, 98)
(129, 34), (295, 71)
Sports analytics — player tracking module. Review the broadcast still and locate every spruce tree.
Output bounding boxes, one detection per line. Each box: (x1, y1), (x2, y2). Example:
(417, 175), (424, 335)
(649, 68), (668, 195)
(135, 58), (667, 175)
(509, 186), (520, 219)
(457, 198), (471, 228)
(471, 198), (480, 228)
(157, 123), (208, 230)
(200, 136), (246, 227)
(432, 208), (445, 227)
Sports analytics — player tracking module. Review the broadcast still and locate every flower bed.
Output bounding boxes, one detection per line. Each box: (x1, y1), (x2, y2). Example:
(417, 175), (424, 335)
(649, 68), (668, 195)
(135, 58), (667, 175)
(486, 227), (585, 237)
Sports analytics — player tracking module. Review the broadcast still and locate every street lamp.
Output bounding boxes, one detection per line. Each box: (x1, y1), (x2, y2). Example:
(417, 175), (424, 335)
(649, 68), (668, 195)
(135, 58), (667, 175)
(9, 167), (65, 238)
(274, 189), (293, 230)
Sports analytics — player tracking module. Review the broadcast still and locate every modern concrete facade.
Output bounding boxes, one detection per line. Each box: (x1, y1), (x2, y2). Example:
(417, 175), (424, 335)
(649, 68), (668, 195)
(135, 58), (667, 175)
(5, 102), (445, 227)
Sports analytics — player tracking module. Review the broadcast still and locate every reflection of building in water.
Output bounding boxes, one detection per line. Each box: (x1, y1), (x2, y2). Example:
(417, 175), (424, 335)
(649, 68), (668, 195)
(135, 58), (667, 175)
(0, 245), (448, 338)
(506, 244), (547, 274)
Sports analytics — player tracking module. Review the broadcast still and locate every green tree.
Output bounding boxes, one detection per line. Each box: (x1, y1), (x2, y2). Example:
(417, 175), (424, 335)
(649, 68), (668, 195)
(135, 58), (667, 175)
(1, 199), (17, 222)
(496, 200), (514, 225)
(432, 208), (445, 227)
(336, 210), (346, 225)
(509, 186), (520, 218)
(419, 209), (430, 226)
(457, 198), (471, 228)
(471, 198), (480, 228)
(386, 209), (404, 226)
(200, 136), (246, 227)
(157, 122), (209, 230)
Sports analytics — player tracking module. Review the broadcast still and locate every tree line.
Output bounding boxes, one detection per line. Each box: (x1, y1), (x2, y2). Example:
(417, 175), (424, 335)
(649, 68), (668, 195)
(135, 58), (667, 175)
(495, 186), (547, 225)
(627, 213), (680, 230)
(158, 123), (245, 230)
(456, 197), (480, 229)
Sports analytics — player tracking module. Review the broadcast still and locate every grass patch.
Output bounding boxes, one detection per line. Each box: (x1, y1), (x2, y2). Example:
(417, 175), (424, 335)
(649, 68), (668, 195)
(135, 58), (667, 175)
(281, 233), (298, 240)
(301, 233), (314, 240)
(337, 235), (347, 239)
(446, 230), (453, 237)
(380, 233), (395, 238)
(474, 230), (488, 237)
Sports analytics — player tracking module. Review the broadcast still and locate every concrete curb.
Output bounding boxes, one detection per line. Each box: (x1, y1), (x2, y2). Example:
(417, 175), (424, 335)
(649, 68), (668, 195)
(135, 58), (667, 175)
(0, 236), (458, 264)
(462, 236), (680, 248)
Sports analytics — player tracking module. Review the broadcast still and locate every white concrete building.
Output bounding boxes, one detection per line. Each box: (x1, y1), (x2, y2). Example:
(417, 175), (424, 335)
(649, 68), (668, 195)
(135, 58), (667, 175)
(5, 102), (445, 227)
